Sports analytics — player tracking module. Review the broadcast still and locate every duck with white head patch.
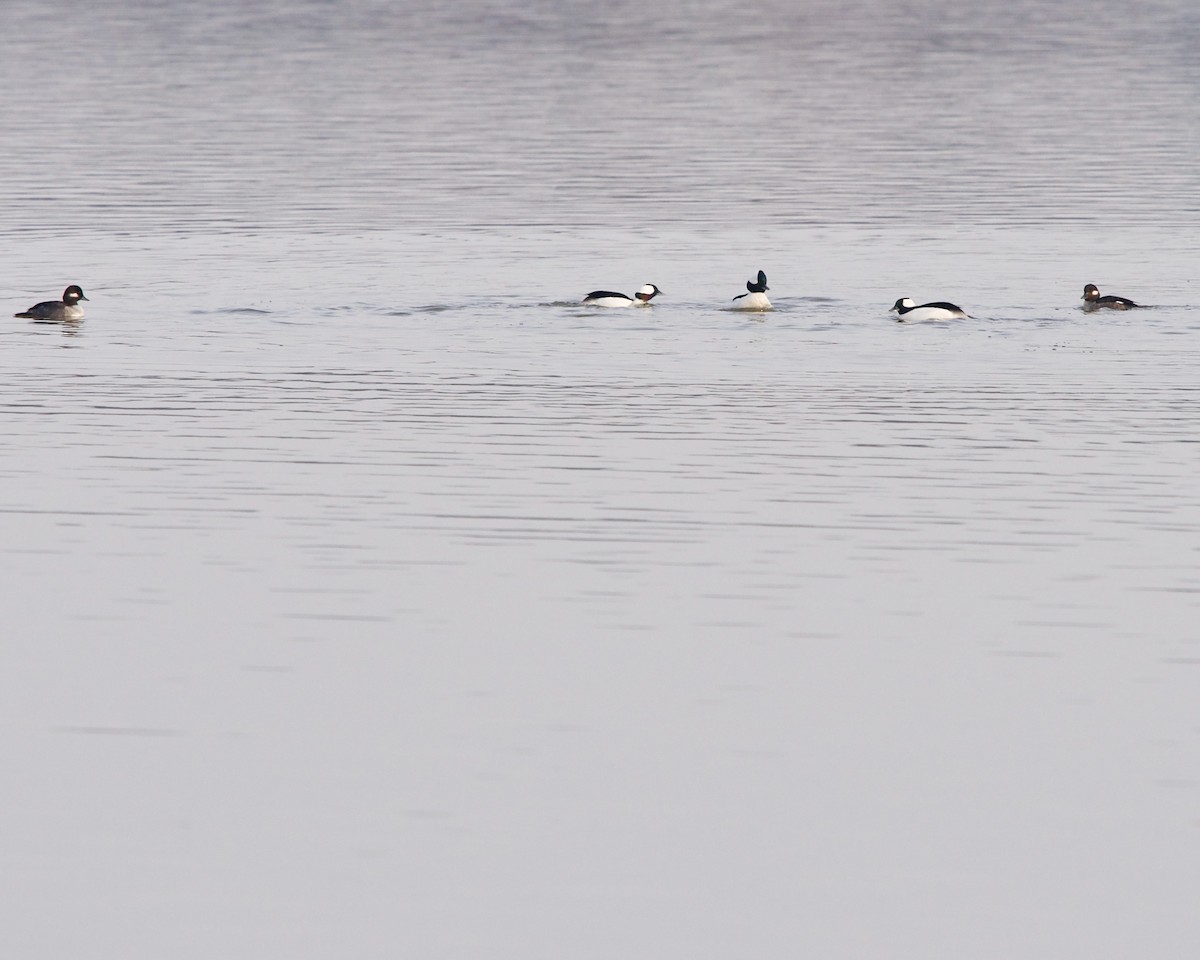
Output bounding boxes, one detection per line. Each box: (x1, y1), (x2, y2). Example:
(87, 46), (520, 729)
(14, 285), (89, 321)
(890, 297), (969, 322)
(731, 270), (771, 311)
(1081, 284), (1138, 311)
(582, 284), (661, 307)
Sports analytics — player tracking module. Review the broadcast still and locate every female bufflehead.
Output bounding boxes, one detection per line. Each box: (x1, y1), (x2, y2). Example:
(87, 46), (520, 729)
(890, 297), (969, 322)
(14, 285), (89, 321)
(731, 270), (772, 311)
(582, 284), (661, 307)
(1081, 284), (1138, 310)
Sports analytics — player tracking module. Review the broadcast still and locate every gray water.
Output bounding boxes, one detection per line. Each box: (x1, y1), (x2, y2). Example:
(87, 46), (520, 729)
(2, 1), (1199, 957)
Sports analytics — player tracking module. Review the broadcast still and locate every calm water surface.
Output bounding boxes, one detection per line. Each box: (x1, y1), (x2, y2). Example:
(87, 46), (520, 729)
(2, 1), (1199, 957)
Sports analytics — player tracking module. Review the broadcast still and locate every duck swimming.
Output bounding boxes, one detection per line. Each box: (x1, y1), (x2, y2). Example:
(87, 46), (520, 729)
(890, 297), (969, 322)
(1081, 284), (1138, 310)
(14, 285), (89, 321)
(582, 284), (661, 307)
(731, 270), (771, 311)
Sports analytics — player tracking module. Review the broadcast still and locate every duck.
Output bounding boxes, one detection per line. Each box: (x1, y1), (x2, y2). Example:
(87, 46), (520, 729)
(890, 297), (969, 322)
(731, 270), (772, 311)
(14, 285), (89, 321)
(582, 284), (661, 307)
(1081, 284), (1138, 310)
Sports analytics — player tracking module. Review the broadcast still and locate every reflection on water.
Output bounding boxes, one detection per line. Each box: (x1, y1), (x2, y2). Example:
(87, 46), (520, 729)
(29, 318), (85, 340)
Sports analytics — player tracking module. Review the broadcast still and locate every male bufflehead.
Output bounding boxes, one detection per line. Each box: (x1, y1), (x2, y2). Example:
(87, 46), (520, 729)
(890, 297), (969, 322)
(1081, 284), (1138, 310)
(731, 270), (772, 311)
(582, 284), (661, 307)
(14, 285), (89, 321)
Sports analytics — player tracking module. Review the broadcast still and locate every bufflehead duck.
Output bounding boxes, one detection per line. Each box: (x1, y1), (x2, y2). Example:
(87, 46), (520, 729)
(1081, 284), (1138, 310)
(14, 285), (89, 321)
(582, 284), (661, 307)
(890, 297), (969, 322)
(731, 270), (772, 311)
